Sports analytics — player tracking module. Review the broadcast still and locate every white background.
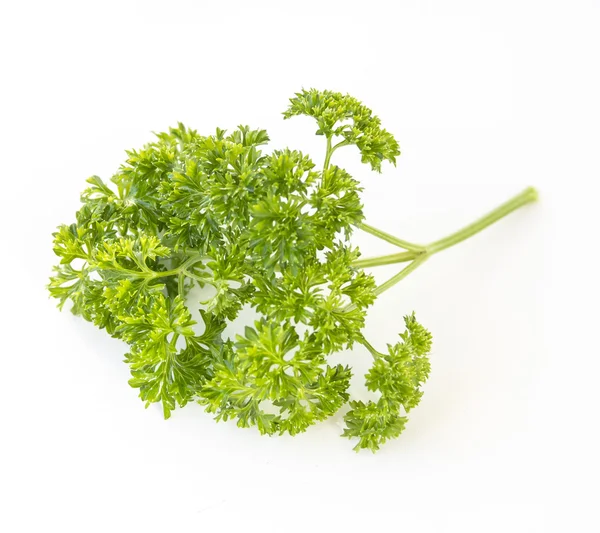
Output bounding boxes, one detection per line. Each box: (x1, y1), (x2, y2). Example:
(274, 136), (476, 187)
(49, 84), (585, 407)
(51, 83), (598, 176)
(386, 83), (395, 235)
(1, 1), (599, 531)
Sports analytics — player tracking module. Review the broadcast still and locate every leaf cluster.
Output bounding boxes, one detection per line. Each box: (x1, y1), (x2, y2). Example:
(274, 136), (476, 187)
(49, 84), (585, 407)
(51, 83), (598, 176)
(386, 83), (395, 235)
(343, 314), (432, 452)
(49, 89), (431, 451)
(283, 88), (401, 172)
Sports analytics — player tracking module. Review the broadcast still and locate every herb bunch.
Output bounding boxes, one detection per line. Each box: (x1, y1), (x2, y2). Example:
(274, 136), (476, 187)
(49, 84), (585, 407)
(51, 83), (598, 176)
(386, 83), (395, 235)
(49, 89), (537, 452)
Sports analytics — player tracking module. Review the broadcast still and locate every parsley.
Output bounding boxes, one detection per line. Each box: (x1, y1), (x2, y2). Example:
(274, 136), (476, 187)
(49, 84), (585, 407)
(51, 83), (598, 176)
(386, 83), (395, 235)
(49, 88), (537, 452)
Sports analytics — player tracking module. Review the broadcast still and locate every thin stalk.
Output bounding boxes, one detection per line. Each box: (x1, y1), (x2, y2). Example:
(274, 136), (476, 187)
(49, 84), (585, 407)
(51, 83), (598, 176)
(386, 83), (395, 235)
(323, 136), (333, 171)
(356, 188), (538, 258)
(358, 337), (385, 359)
(332, 139), (350, 151)
(149, 255), (207, 279)
(178, 272), (185, 296)
(347, 187), (538, 308)
(170, 333), (179, 350)
(356, 222), (425, 252)
(182, 269), (210, 284)
(351, 250), (420, 269)
(373, 255), (429, 297)
(343, 255), (429, 313)
(426, 187), (538, 254)
(324, 138), (351, 172)
(101, 254), (208, 283)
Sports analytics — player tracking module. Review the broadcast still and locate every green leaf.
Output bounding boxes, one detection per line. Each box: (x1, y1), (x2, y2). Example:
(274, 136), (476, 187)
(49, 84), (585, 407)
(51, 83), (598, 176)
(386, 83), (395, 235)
(283, 88), (400, 172)
(199, 321), (351, 435)
(343, 314), (432, 452)
(121, 295), (213, 418)
(48, 89), (468, 452)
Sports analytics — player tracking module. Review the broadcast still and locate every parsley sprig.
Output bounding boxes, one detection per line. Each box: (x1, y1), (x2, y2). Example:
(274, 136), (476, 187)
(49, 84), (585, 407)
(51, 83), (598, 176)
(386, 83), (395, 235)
(49, 88), (537, 451)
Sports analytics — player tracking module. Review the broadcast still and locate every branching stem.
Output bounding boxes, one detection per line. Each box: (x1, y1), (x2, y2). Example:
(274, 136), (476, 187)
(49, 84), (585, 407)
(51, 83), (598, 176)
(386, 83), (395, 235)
(323, 137), (351, 172)
(352, 187), (538, 271)
(373, 255), (430, 297)
(347, 187), (538, 305)
(358, 337), (386, 359)
(356, 222), (425, 252)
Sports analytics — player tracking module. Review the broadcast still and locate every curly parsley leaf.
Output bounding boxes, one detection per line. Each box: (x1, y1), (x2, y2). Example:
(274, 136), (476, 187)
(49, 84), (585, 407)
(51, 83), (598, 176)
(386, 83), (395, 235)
(49, 88), (537, 451)
(343, 314), (432, 452)
(283, 88), (400, 172)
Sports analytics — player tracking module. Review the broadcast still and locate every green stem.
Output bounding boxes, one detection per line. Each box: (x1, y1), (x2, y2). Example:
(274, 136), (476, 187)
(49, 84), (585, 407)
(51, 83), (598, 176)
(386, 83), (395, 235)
(170, 333), (179, 349)
(351, 187), (538, 300)
(323, 138), (351, 172)
(352, 250), (419, 269)
(332, 139), (351, 151)
(358, 337), (386, 359)
(355, 187), (538, 269)
(100, 253), (207, 282)
(356, 222), (425, 252)
(343, 255), (429, 313)
(425, 187), (538, 254)
(152, 254), (207, 279)
(373, 255), (429, 297)
(323, 136), (333, 171)
(178, 271), (185, 296)
(182, 269), (209, 284)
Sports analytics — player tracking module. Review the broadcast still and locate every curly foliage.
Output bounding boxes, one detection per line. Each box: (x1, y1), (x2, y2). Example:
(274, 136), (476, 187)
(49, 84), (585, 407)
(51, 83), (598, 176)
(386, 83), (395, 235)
(283, 88), (400, 172)
(49, 89), (437, 452)
(343, 314), (432, 452)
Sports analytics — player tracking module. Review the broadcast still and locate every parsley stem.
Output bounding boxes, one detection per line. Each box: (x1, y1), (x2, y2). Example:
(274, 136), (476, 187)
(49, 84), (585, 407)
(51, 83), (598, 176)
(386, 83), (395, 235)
(356, 222), (425, 252)
(343, 255), (429, 313)
(349, 187), (538, 307)
(149, 255), (207, 279)
(181, 269), (209, 284)
(324, 137), (350, 171)
(352, 250), (419, 269)
(332, 139), (351, 151)
(323, 136), (333, 171)
(178, 272), (185, 296)
(373, 255), (429, 298)
(358, 337), (386, 359)
(355, 187), (538, 269)
(425, 187), (538, 254)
